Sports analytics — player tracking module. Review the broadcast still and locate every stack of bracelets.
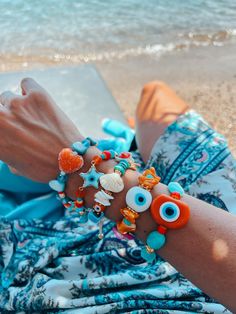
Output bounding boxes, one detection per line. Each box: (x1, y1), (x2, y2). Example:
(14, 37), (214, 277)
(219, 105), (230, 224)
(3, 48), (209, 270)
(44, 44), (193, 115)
(49, 137), (190, 263)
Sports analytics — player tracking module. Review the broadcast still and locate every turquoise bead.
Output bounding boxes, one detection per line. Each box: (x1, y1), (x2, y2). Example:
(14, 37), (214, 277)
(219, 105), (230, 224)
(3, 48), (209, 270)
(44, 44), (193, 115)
(141, 247), (156, 262)
(119, 160), (130, 169)
(109, 150), (116, 158)
(71, 141), (89, 155)
(168, 182), (184, 197)
(114, 165), (125, 175)
(146, 231), (166, 250)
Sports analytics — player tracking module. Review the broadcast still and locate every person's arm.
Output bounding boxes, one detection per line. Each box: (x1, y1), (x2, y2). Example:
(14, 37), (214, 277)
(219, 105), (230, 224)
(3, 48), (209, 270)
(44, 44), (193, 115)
(0, 78), (235, 312)
(67, 145), (236, 313)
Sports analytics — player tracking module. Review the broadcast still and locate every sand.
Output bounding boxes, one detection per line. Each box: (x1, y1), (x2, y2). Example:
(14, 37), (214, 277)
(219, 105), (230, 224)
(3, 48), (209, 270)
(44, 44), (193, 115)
(0, 43), (235, 155)
(96, 44), (236, 156)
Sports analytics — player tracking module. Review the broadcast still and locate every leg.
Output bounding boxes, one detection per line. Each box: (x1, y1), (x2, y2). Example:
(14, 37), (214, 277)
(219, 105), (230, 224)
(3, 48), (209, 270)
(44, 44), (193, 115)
(135, 81), (189, 162)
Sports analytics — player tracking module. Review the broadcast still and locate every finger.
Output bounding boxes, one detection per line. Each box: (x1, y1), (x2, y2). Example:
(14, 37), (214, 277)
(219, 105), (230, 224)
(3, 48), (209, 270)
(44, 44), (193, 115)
(0, 91), (23, 108)
(21, 77), (45, 95)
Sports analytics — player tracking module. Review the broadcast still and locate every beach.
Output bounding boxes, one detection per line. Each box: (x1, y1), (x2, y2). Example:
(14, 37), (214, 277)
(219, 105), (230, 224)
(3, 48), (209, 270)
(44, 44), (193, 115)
(97, 43), (236, 156)
(0, 0), (235, 154)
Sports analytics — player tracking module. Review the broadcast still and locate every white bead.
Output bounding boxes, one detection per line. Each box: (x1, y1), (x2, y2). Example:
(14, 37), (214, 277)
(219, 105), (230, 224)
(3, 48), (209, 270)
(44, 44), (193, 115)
(99, 173), (124, 193)
(126, 186), (152, 213)
(95, 190), (114, 206)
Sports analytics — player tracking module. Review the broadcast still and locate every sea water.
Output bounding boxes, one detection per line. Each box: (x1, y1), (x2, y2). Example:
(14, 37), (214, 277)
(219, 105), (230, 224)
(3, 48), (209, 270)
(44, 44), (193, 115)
(0, 0), (235, 67)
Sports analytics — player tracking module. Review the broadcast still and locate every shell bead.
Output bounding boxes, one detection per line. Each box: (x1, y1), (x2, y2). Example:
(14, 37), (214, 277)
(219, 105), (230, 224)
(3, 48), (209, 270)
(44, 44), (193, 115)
(99, 173), (124, 193)
(126, 186), (152, 213)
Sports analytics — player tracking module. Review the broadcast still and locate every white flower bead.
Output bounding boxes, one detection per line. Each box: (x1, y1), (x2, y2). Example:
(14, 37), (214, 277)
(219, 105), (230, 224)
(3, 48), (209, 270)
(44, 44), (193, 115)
(126, 186), (152, 213)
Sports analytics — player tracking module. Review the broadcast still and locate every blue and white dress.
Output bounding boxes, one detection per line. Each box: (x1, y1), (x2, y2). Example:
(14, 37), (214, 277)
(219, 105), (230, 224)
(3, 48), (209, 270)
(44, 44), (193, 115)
(0, 111), (235, 313)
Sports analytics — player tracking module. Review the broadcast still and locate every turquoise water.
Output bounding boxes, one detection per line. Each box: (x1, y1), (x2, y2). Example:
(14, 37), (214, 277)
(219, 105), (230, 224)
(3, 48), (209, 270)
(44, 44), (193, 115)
(0, 0), (235, 67)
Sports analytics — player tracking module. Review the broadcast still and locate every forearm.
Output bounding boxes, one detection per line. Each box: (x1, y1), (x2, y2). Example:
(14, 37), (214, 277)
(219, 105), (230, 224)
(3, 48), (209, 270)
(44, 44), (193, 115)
(67, 145), (236, 312)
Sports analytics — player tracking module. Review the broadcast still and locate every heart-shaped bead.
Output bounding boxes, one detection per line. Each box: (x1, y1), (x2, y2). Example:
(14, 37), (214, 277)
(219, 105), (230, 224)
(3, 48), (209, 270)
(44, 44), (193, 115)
(59, 148), (84, 173)
(49, 179), (65, 192)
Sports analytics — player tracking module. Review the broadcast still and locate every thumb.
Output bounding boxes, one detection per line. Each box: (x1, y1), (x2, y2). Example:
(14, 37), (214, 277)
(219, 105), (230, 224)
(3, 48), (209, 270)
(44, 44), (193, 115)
(21, 77), (45, 95)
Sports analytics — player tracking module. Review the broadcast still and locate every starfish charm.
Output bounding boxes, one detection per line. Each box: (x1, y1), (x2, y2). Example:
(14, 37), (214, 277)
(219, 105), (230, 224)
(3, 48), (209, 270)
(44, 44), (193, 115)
(80, 166), (104, 188)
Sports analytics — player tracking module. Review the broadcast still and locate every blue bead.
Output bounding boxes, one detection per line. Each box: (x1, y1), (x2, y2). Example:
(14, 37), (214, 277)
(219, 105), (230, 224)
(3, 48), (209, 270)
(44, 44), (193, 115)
(71, 141), (88, 155)
(48, 179), (65, 192)
(146, 231), (166, 250)
(88, 211), (104, 223)
(79, 214), (88, 224)
(141, 247), (156, 262)
(168, 182), (184, 197)
(84, 137), (97, 146)
(109, 150), (116, 158)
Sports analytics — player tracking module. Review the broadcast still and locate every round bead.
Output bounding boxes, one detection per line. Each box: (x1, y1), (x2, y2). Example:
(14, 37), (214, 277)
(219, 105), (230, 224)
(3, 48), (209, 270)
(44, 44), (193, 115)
(168, 182), (184, 197)
(103, 151), (112, 160)
(146, 231), (166, 250)
(141, 247), (156, 262)
(126, 186), (152, 213)
(92, 155), (103, 165)
(160, 202), (180, 222)
(120, 152), (131, 159)
(114, 165), (125, 176)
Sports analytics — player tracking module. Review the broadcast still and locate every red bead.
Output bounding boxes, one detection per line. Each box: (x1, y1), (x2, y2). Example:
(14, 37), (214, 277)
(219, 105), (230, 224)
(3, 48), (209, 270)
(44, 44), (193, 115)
(119, 152), (131, 159)
(75, 200), (84, 207)
(76, 188), (85, 198)
(103, 151), (112, 160)
(157, 225), (167, 234)
(170, 192), (181, 200)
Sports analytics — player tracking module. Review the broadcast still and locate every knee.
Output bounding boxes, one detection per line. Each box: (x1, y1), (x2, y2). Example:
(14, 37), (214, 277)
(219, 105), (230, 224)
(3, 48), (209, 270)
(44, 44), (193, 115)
(141, 80), (168, 96)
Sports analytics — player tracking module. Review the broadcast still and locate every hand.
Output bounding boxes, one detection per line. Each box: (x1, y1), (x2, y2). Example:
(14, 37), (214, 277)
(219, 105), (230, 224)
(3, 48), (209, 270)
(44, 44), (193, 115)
(0, 78), (82, 182)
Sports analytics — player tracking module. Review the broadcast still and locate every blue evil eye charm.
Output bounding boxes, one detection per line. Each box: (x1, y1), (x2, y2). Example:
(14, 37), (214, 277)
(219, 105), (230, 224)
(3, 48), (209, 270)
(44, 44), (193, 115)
(126, 186), (152, 213)
(168, 182), (184, 197)
(160, 202), (180, 222)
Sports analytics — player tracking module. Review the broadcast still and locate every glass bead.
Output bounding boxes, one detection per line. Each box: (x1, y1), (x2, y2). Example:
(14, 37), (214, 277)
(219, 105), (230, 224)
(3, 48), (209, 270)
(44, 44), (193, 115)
(146, 231), (166, 250)
(126, 186), (152, 213)
(159, 202), (180, 222)
(168, 182), (184, 197)
(141, 247), (156, 262)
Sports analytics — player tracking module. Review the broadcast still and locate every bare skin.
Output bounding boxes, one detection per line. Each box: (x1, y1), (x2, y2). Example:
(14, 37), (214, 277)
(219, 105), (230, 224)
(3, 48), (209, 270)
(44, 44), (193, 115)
(135, 81), (189, 162)
(0, 78), (235, 312)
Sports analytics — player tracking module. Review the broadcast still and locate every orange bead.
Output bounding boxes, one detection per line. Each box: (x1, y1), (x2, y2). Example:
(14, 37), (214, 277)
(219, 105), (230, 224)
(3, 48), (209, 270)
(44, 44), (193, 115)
(139, 167), (161, 190)
(151, 194), (190, 229)
(59, 148), (84, 174)
(92, 155), (103, 165)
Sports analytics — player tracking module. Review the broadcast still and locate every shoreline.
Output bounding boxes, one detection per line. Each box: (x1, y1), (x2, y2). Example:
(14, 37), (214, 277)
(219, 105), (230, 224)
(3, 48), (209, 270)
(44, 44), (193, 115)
(0, 44), (235, 155)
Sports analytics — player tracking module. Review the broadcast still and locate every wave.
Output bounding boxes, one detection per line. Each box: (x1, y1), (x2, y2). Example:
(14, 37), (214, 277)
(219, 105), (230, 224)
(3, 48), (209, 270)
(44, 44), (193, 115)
(0, 29), (235, 72)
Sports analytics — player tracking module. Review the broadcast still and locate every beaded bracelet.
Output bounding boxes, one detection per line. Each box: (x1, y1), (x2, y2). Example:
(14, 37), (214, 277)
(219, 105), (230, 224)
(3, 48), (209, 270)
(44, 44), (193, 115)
(49, 137), (97, 209)
(88, 152), (137, 224)
(141, 182), (190, 263)
(79, 150), (117, 189)
(116, 167), (160, 235)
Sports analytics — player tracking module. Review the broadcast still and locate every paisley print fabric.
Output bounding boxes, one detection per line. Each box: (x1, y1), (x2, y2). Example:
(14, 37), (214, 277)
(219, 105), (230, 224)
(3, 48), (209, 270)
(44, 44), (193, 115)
(0, 110), (235, 313)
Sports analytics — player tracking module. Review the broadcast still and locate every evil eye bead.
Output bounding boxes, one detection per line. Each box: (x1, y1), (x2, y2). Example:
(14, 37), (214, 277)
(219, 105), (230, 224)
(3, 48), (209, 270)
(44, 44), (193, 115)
(126, 186), (152, 213)
(160, 202), (180, 222)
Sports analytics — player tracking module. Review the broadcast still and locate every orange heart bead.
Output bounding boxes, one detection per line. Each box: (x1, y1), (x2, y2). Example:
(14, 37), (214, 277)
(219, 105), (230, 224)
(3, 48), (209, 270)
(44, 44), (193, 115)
(58, 148), (84, 173)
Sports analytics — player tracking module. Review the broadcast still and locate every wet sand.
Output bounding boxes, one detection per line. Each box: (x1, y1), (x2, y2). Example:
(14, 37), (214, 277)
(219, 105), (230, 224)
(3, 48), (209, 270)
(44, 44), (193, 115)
(96, 44), (236, 156)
